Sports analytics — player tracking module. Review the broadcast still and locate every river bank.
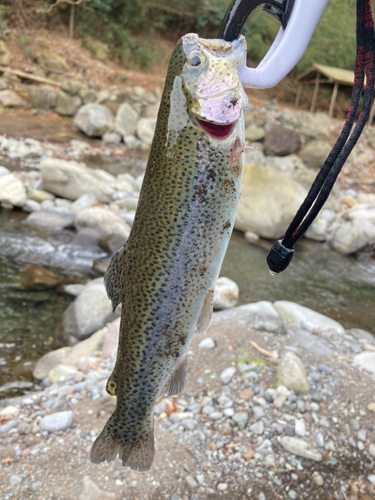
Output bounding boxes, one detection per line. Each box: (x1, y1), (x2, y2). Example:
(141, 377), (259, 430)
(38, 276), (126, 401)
(1, 302), (375, 500)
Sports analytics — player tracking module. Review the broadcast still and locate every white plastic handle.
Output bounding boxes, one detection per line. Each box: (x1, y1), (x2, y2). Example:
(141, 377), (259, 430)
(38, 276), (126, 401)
(239, 0), (329, 89)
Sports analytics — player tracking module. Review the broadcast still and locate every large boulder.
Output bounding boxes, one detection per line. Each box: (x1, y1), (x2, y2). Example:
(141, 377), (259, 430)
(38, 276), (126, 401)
(298, 140), (332, 169)
(29, 86), (58, 110)
(0, 41), (11, 66)
(274, 301), (345, 335)
(55, 91), (81, 116)
(74, 103), (115, 137)
(61, 79), (88, 95)
(40, 158), (116, 203)
(0, 174), (27, 206)
(0, 90), (25, 108)
(136, 118), (157, 146)
(56, 279), (116, 342)
(264, 125), (301, 156)
(330, 219), (375, 255)
(115, 103), (139, 136)
(234, 164), (307, 239)
(25, 209), (75, 230)
(75, 206), (131, 246)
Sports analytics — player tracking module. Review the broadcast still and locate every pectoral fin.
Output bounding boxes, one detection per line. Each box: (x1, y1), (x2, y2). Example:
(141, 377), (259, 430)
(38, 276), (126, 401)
(161, 354), (188, 396)
(196, 288), (214, 334)
(104, 245), (128, 312)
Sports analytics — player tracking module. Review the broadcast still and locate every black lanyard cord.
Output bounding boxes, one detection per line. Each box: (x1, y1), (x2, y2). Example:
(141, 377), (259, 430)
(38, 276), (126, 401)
(267, 0), (375, 274)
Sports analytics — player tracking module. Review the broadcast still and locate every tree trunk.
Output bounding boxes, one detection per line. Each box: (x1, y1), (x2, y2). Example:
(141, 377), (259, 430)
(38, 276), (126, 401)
(69, 4), (75, 39)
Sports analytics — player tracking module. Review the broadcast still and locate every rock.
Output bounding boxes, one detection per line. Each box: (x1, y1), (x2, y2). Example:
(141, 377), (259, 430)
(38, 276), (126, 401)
(77, 478), (115, 499)
(115, 103), (139, 136)
(288, 330), (334, 357)
(232, 412), (248, 428)
(347, 328), (375, 343)
(103, 131), (122, 145)
(298, 140), (332, 169)
(273, 395), (287, 409)
(61, 79), (87, 95)
(245, 125), (265, 142)
(264, 126), (301, 156)
(185, 475), (198, 489)
(331, 221), (371, 255)
(71, 193), (97, 215)
(0, 79), (7, 90)
(220, 367), (236, 384)
(369, 443), (375, 456)
(213, 277), (239, 310)
(279, 436), (322, 461)
(48, 364), (78, 383)
(0, 41), (11, 66)
(0, 419), (17, 433)
(136, 118), (157, 146)
(0, 90), (25, 108)
(0, 174), (26, 206)
(252, 406), (265, 420)
(209, 411), (223, 420)
(274, 301), (345, 335)
(275, 352), (310, 395)
(217, 483), (228, 491)
(314, 474), (324, 486)
(198, 337), (216, 349)
(353, 352), (375, 375)
(29, 86), (58, 110)
(33, 347), (72, 380)
(39, 411), (74, 432)
(239, 388), (254, 400)
(75, 207), (131, 242)
(40, 159), (116, 203)
(250, 420), (264, 435)
(57, 280), (114, 342)
(38, 53), (69, 73)
(79, 88), (97, 104)
(295, 418), (306, 437)
(101, 318), (120, 356)
(16, 264), (64, 290)
(9, 475), (23, 487)
(0, 166), (10, 177)
(74, 104), (115, 137)
(23, 199), (42, 213)
(27, 188), (55, 203)
(212, 301), (286, 337)
(25, 209), (75, 229)
(235, 164), (307, 239)
(55, 91), (81, 116)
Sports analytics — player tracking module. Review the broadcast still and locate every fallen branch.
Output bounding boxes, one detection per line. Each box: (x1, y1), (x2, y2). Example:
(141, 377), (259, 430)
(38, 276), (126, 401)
(250, 341), (278, 360)
(0, 67), (62, 87)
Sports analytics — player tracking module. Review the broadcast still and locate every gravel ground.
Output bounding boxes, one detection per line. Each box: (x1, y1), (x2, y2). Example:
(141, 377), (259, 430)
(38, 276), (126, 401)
(1, 308), (375, 500)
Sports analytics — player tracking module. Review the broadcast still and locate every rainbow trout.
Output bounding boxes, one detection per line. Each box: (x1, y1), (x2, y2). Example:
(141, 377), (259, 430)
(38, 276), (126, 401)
(91, 33), (247, 471)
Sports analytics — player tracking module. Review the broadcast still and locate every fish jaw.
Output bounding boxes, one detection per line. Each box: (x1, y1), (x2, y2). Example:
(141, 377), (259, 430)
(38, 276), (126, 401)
(181, 34), (248, 126)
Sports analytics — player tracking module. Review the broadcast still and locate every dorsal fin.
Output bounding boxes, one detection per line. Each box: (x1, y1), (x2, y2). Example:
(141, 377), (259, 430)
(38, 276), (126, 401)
(104, 245), (128, 312)
(196, 288), (214, 334)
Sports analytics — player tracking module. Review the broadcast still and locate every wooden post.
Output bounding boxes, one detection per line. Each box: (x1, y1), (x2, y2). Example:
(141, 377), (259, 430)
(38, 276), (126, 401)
(69, 4), (75, 39)
(329, 82), (339, 118)
(295, 83), (302, 107)
(310, 72), (320, 113)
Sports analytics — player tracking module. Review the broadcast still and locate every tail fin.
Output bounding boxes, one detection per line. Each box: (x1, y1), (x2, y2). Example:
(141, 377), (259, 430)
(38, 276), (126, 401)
(90, 419), (155, 471)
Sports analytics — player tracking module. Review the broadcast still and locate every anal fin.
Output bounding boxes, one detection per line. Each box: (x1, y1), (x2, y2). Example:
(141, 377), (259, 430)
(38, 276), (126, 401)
(161, 354), (188, 396)
(196, 288), (214, 334)
(104, 244), (128, 312)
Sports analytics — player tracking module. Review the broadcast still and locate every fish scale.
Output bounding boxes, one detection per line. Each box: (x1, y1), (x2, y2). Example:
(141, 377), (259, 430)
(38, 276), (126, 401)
(91, 33), (247, 471)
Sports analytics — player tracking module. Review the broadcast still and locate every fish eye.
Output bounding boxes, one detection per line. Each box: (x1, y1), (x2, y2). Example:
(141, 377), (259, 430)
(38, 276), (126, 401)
(189, 53), (204, 68)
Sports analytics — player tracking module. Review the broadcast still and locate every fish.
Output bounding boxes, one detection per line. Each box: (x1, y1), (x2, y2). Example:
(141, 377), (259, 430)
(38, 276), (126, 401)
(90, 32), (247, 471)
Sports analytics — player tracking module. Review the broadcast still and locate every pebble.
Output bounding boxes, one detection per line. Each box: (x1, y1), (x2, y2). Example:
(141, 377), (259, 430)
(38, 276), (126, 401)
(314, 474), (324, 486)
(279, 436), (323, 461)
(253, 406), (265, 420)
(367, 402), (375, 412)
(185, 474), (198, 488)
(239, 388), (254, 400)
(316, 433), (325, 447)
(10, 474), (23, 487)
(220, 367), (236, 384)
(250, 420), (264, 435)
(217, 483), (228, 491)
(318, 364), (333, 374)
(209, 411), (223, 420)
(349, 418), (360, 431)
(202, 405), (215, 415)
(296, 400), (305, 413)
(223, 408), (234, 417)
(38, 411), (74, 432)
(369, 443), (375, 456)
(31, 481), (43, 491)
(273, 395), (287, 409)
(358, 429), (367, 441)
(295, 418), (306, 437)
(0, 419), (17, 433)
(198, 337), (216, 349)
(288, 490), (297, 499)
(232, 412), (248, 429)
(258, 493), (266, 500)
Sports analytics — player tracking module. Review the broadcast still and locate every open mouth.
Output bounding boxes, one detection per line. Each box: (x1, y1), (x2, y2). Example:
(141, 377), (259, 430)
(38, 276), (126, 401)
(196, 119), (236, 140)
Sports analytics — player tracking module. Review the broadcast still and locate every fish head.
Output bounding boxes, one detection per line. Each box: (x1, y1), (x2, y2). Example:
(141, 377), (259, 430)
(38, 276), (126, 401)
(179, 33), (247, 140)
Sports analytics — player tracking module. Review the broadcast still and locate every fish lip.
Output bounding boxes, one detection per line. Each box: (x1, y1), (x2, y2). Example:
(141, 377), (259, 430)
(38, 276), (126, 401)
(195, 118), (237, 140)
